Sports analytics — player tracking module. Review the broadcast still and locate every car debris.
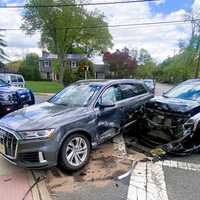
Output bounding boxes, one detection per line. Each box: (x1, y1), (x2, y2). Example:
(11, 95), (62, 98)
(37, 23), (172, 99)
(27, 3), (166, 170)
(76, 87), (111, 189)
(138, 79), (200, 156)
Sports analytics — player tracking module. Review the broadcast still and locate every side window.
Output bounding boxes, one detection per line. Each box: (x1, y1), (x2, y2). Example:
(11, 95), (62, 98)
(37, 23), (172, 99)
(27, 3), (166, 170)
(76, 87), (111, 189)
(136, 84), (147, 95)
(17, 76), (24, 83)
(120, 83), (147, 100)
(11, 75), (17, 83)
(99, 86), (122, 105)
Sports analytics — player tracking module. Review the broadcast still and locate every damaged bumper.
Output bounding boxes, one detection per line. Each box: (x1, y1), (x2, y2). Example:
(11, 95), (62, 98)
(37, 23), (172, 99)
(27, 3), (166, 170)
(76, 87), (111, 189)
(139, 110), (200, 156)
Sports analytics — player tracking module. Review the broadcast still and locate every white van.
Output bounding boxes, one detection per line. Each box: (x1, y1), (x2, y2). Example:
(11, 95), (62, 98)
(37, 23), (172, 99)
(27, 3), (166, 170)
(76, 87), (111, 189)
(0, 73), (25, 88)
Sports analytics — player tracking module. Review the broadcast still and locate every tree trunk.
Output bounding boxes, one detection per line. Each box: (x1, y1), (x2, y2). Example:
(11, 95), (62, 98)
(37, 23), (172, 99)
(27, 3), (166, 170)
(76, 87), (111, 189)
(195, 51), (200, 78)
(58, 55), (65, 83)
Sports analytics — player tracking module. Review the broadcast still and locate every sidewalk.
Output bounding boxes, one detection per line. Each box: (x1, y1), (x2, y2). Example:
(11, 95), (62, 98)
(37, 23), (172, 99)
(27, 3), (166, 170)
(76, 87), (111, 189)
(0, 156), (51, 200)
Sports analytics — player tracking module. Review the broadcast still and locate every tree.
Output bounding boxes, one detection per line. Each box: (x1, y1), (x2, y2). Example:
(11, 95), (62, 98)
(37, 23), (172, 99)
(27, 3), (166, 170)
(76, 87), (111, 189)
(103, 48), (137, 78)
(19, 53), (41, 80)
(6, 60), (23, 72)
(0, 34), (7, 67)
(21, 0), (112, 82)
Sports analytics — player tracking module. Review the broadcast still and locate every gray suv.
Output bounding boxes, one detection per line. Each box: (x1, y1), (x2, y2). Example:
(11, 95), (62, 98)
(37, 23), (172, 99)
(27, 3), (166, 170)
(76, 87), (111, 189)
(0, 80), (153, 171)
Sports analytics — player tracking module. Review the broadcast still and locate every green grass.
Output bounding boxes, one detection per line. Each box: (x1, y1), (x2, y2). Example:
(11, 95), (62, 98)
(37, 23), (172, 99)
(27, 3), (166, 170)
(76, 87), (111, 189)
(26, 81), (64, 93)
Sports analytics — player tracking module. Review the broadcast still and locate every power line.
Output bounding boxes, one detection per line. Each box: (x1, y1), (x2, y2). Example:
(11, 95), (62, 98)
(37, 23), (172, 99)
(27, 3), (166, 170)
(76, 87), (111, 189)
(0, 19), (199, 31)
(0, 0), (159, 8)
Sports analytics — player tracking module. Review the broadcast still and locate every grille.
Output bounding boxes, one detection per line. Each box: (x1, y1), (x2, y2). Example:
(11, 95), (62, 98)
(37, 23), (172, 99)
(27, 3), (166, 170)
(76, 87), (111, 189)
(19, 152), (39, 163)
(0, 128), (18, 158)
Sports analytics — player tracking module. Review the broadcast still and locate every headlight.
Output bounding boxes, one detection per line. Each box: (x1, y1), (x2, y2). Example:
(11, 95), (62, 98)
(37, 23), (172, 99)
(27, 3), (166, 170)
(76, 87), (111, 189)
(19, 129), (54, 140)
(184, 119), (195, 130)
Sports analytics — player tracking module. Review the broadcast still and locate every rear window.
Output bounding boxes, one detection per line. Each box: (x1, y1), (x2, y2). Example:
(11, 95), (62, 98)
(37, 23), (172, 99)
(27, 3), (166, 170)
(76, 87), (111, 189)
(120, 83), (147, 100)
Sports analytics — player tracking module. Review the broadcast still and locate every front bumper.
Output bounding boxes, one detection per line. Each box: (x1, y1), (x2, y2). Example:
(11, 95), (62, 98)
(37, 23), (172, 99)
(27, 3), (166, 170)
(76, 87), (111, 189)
(0, 127), (58, 169)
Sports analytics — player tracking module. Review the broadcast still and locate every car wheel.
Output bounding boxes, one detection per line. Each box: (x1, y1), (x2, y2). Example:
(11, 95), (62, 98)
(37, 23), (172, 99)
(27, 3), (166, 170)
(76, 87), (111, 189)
(58, 133), (91, 171)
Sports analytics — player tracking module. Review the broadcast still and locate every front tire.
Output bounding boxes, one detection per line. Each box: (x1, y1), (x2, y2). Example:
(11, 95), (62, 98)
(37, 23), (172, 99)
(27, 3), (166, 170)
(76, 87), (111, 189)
(58, 133), (91, 171)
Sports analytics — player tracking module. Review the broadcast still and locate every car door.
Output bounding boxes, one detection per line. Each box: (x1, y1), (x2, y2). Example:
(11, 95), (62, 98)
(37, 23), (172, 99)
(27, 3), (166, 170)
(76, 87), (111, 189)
(95, 85), (124, 142)
(119, 83), (151, 130)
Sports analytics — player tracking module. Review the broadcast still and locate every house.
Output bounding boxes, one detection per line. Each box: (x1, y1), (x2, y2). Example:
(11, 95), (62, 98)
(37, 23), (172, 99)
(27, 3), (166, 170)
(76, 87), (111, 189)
(39, 51), (109, 80)
(94, 64), (109, 79)
(39, 51), (87, 80)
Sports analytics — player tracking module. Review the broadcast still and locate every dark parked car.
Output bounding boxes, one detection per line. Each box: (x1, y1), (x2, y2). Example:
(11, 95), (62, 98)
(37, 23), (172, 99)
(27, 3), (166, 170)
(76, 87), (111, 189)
(139, 79), (200, 156)
(0, 79), (35, 116)
(0, 79), (153, 171)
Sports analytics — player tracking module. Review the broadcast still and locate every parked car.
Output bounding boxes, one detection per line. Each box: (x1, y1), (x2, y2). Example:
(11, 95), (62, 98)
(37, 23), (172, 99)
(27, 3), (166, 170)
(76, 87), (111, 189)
(0, 79), (35, 116)
(139, 79), (200, 156)
(143, 79), (155, 94)
(0, 73), (25, 88)
(0, 79), (153, 171)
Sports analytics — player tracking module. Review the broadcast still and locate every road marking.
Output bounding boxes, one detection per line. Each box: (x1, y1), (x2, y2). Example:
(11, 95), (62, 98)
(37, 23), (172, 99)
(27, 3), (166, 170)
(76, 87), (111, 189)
(127, 159), (200, 200)
(127, 161), (168, 200)
(158, 160), (200, 172)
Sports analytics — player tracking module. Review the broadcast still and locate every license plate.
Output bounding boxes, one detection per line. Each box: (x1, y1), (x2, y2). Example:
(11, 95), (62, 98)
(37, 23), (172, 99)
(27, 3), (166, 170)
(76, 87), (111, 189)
(0, 143), (5, 154)
(23, 104), (28, 108)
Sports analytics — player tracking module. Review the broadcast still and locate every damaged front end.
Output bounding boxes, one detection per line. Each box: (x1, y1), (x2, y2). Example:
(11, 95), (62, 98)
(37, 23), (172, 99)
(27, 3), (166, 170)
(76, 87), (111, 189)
(139, 105), (200, 156)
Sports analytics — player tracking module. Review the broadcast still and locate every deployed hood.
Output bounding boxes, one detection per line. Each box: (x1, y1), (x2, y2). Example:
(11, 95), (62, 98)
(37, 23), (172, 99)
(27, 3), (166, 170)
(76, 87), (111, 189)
(146, 96), (200, 114)
(0, 102), (90, 131)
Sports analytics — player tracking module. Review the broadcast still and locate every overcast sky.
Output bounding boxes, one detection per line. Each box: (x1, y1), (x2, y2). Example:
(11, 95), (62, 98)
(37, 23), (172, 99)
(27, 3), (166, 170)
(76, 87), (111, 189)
(0, 0), (199, 63)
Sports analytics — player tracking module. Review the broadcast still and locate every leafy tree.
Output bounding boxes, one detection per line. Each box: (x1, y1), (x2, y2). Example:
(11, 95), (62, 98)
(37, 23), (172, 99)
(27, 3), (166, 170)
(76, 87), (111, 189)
(0, 34), (7, 67)
(6, 60), (23, 72)
(103, 48), (137, 78)
(21, 0), (112, 82)
(19, 53), (41, 80)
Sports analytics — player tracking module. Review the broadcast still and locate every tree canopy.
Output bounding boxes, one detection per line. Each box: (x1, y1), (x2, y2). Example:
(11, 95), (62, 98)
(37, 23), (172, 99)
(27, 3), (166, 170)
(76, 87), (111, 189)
(21, 0), (113, 82)
(19, 53), (41, 81)
(103, 47), (137, 78)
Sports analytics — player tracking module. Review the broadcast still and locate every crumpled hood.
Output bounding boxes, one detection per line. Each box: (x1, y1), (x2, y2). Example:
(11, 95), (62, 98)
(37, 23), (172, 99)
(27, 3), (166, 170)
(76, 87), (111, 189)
(0, 102), (90, 131)
(146, 96), (200, 114)
(0, 85), (29, 93)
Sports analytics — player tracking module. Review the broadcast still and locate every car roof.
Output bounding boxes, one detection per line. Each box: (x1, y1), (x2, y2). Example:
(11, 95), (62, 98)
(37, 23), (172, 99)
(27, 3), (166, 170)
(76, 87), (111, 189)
(0, 73), (23, 76)
(76, 79), (144, 86)
(181, 79), (200, 85)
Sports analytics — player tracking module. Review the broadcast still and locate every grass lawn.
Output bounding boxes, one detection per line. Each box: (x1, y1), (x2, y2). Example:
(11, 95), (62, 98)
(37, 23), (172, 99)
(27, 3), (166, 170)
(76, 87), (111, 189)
(26, 81), (64, 93)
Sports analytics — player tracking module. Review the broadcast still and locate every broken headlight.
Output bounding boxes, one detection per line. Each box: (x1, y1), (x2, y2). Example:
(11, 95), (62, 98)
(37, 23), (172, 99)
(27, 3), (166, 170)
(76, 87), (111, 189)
(183, 119), (195, 130)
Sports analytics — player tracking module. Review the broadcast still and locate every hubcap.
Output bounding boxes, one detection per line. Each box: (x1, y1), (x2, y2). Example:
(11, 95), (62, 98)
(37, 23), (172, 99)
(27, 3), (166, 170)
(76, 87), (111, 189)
(65, 137), (88, 167)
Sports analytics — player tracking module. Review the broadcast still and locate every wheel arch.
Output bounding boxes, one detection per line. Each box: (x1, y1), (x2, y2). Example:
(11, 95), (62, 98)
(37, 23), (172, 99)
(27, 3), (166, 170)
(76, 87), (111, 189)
(57, 129), (92, 160)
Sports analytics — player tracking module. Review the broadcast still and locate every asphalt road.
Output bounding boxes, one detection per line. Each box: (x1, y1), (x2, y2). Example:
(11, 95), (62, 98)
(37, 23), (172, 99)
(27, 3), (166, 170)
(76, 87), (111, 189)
(35, 83), (200, 200)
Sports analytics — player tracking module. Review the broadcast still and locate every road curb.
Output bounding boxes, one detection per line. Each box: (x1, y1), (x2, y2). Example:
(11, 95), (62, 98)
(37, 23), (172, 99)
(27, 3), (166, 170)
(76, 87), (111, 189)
(35, 93), (55, 96)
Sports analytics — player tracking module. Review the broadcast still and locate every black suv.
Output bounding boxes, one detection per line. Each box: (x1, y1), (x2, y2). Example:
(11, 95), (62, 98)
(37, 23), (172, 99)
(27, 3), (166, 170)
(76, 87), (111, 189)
(0, 79), (152, 171)
(0, 79), (35, 116)
(140, 79), (200, 155)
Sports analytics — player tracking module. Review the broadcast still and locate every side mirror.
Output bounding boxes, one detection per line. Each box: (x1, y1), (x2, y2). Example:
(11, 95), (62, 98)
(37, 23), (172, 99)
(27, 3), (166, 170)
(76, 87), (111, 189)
(99, 100), (115, 108)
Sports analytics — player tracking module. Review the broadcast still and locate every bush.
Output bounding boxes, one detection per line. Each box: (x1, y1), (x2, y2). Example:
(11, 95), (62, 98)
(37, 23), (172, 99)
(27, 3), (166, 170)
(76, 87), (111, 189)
(63, 68), (76, 86)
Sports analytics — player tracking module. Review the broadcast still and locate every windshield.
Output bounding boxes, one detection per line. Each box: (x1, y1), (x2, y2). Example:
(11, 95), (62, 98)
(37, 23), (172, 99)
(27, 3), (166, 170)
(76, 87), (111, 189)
(164, 83), (200, 101)
(0, 79), (9, 87)
(49, 83), (102, 107)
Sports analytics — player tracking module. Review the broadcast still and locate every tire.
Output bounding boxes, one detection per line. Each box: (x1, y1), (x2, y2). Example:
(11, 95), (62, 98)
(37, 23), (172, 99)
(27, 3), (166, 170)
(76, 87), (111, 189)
(58, 133), (91, 171)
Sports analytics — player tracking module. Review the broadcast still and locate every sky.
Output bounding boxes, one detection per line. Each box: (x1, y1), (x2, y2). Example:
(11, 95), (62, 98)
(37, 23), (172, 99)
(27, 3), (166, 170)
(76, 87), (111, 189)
(0, 0), (199, 64)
